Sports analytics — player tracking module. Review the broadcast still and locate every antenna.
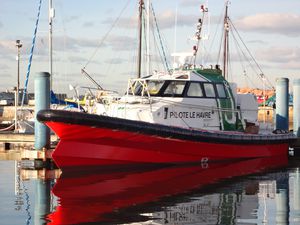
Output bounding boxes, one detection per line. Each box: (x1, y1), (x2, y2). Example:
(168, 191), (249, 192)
(173, 3), (178, 69)
(192, 4), (208, 67)
(223, 0), (230, 79)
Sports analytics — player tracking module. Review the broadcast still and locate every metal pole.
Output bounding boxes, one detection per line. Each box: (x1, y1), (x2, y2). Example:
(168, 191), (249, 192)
(137, 0), (143, 78)
(49, 0), (54, 90)
(14, 89), (18, 132)
(146, 0), (150, 76)
(276, 78), (289, 131)
(15, 40), (22, 132)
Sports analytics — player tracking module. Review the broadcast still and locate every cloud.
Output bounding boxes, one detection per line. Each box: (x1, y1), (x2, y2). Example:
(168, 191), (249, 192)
(102, 16), (137, 29)
(64, 56), (100, 66)
(179, 0), (203, 8)
(0, 63), (10, 70)
(104, 35), (137, 51)
(257, 46), (300, 63)
(82, 21), (95, 28)
(156, 10), (198, 29)
(256, 46), (300, 70)
(59, 36), (99, 49)
(104, 58), (127, 65)
(247, 40), (268, 45)
(0, 40), (18, 55)
(235, 13), (300, 37)
(102, 10), (200, 31)
(0, 72), (13, 79)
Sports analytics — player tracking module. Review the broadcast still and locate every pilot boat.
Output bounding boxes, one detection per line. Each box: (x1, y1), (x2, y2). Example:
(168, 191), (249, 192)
(37, 1), (294, 169)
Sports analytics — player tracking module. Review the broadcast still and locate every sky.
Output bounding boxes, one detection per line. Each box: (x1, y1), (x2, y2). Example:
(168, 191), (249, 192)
(0, 0), (299, 96)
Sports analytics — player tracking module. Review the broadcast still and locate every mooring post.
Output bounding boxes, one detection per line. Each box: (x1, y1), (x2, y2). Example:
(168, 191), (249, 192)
(275, 189), (289, 224)
(294, 79), (300, 137)
(34, 179), (51, 225)
(276, 78), (289, 131)
(34, 72), (50, 150)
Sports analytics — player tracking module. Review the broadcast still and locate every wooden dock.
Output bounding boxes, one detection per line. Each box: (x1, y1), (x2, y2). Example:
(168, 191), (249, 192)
(0, 132), (58, 169)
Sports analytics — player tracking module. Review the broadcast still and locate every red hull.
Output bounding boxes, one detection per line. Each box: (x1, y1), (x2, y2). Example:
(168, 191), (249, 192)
(47, 156), (287, 225)
(47, 121), (289, 169)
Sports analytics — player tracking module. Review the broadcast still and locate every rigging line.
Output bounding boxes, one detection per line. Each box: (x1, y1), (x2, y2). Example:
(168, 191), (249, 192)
(150, 14), (168, 72)
(83, 0), (131, 69)
(21, 0), (43, 106)
(230, 29), (260, 87)
(230, 24), (273, 90)
(154, 18), (172, 69)
(153, 31), (166, 71)
(229, 19), (274, 89)
(216, 2), (227, 65)
(151, 3), (171, 73)
(216, 25), (224, 65)
(231, 33), (247, 70)
(204, 7), (223, 64)
(231, 32), (257, 88)
(230, 24), (260, 76)
(227, 40), (232, 81)
(151, 23), (161, 70)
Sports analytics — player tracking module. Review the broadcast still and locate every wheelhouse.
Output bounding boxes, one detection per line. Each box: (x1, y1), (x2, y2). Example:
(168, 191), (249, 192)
(128, 79), (229, 100)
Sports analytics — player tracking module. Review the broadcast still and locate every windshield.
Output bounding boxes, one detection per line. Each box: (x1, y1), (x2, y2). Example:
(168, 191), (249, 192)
(147, 80), (165, 95)
(128, 80), (165, 96)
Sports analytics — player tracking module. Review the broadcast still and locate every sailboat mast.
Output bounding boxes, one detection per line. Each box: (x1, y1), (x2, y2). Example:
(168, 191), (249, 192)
(49, 0), (54, 89)
(146, 0), (150, 76)
(137, 0), (144, 78)
(223, 1), (229, 79)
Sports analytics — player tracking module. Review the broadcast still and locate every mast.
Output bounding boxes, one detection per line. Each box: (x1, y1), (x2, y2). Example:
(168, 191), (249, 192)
(192, 5), (208, 67)
(49, 0), (54, 89)
(223, 1), (229, 79)
(137, 0), (144, 78)
(146, 0), (150, 76)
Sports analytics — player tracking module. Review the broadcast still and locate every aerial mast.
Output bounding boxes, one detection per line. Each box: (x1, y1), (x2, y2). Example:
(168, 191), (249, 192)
(223, 1), (229, 79)
(192, 4), (208, 67)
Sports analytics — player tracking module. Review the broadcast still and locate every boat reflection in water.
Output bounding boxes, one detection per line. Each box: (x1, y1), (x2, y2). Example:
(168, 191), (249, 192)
(45, 145), (292, 225)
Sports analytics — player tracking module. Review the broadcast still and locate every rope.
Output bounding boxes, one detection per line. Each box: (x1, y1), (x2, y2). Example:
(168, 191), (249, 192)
(21, 0), (43, 106)
(151, 3), (171, 73)
(231, 32), (257, 87)
(83, 0), (131, 69)
(0, 123), (14, 132)
(229, 19), (274, 90)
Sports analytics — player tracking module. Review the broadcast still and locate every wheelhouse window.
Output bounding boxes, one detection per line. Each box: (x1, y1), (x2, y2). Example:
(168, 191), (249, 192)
(203, 83), (216, 98)
(163, 81), (186, 97)
(147, 80), (165, 95)
(187, 82), (203, 97)
(216, 83), (227, 98)
(128, 80), (165, 96)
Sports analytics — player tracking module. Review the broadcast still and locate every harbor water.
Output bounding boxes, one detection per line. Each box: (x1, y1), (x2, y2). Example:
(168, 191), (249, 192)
(1, 154), (300, 225)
